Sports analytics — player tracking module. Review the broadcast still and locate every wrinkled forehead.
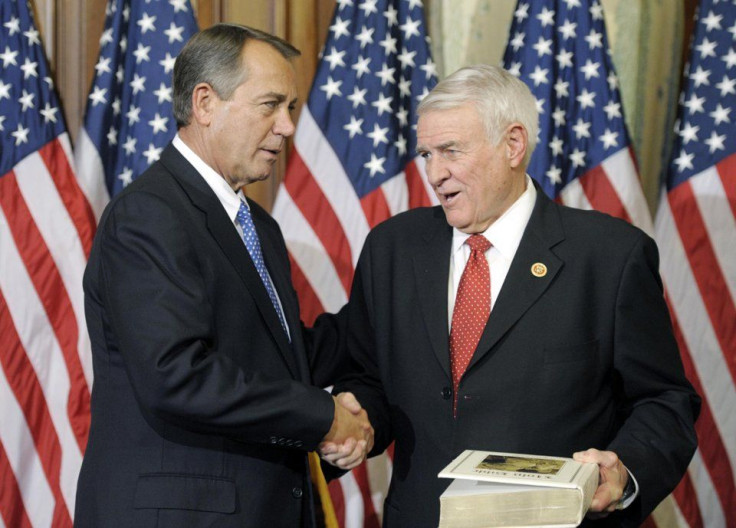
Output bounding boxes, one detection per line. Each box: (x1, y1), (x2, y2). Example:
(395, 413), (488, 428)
(417, 105), (482, 147)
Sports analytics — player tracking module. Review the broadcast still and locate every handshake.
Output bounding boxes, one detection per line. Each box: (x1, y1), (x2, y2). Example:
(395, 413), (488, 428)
(319, 392), (374, 470)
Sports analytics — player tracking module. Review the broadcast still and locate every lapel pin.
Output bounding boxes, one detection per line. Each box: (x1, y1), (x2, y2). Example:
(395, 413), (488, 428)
(531, 262), (547, 277)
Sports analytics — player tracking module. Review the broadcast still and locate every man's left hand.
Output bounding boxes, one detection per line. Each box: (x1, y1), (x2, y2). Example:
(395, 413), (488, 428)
(573, 448), (628, 519)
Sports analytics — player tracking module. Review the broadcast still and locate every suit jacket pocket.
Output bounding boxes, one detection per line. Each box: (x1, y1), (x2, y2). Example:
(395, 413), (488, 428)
(543, 339), (599, 365)
(134, 473), (236, 513)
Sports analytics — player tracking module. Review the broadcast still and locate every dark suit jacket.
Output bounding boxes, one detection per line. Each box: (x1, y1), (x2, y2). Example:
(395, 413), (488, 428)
(75, 144), (344, 528)
(336, 186), (699, 527)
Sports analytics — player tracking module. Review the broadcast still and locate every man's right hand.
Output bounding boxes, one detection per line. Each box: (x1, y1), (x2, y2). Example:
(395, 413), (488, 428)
(319, 392), (374, 470)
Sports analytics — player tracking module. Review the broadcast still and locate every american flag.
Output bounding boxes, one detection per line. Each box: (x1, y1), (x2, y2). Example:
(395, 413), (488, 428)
(0, 0), (96, 525)
(502, 0), (652, 234)
(75, 0), (197, 209)
(272, 0), (437, 525)
(654, 1), (736, 527)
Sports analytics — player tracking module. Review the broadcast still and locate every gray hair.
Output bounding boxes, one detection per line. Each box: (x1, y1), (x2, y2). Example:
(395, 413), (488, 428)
(417, 65), (539, 166)
(173, 23), (300, 128)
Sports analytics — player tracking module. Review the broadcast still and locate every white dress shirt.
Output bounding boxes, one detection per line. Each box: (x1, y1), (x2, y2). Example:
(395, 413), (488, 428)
(447, 175), (536, 326)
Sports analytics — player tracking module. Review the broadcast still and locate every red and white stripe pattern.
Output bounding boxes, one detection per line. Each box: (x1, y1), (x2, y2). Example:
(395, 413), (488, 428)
(0, 134), (95, 526)
(652, 1), (736, 526)
(655, 156), (736, 528)
(0, 0), (98, 524)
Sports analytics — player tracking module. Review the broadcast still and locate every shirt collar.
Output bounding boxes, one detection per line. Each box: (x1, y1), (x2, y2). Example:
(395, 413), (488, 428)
(172, 134), (246, 223)
(451, 175), (537, 259)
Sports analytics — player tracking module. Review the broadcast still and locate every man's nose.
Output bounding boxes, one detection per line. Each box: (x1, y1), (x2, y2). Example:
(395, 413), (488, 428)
(274, 109), (296, 137)
(425, 156), (449, 186)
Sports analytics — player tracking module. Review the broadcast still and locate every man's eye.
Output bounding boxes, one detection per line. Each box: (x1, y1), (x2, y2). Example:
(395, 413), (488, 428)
(419, 152), (431, 159)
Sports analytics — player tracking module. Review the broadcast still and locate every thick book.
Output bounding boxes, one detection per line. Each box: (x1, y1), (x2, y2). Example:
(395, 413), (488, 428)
(437, 450), (599, 528)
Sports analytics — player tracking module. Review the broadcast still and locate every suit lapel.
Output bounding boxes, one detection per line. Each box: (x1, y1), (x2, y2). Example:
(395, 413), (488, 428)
(468, 188), (565, 371)
(413, 207), (453, 379)
(160, 146), (300, 378)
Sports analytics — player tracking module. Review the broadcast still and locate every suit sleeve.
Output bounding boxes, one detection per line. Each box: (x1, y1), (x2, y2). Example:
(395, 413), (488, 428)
(301, 304), (351, 389)
(94, 191), (335, 450)
(606, 233), (700, 521)
(332, 233), (394, 457)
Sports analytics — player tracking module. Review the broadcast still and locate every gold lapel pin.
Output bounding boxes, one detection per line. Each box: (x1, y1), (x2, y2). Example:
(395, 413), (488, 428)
(531, 262), (547, 277)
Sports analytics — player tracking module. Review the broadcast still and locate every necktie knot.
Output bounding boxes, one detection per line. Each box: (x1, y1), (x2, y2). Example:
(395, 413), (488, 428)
(466, 234), (491, 253)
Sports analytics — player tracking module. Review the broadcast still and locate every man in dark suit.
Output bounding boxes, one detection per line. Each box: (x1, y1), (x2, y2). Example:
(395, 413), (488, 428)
(75, 24), (371, 527)
(321, 65), (700, 527)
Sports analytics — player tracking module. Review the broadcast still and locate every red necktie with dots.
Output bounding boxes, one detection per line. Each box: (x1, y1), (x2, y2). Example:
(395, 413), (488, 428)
(450, 234), (491, 416)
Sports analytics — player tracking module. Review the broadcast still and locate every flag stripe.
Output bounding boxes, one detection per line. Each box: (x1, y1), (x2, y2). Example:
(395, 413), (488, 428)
(406, 158), (436, 209)
(360, 187), (392, 229)
(39, 136), (96, 257)
(669, 294), (734, 525)
(0, 310), (57, 528)
(0, 292), (73, 526)
(293, 107), (370, 263)
(15, 146), (94, 391)
(340, 472), (365, 528)
(719, 155), (736, 219)
(380, 171), (410, 217)
(690, 162), (736, 298)
(328, 479), (347, 527)
(578, 163), (632, 222)
(671, 475), (703, 528)
(273, 188), (347, 314)
(669, 181), (736, 387)
(0, 205), (86, 519)
(657, 196), (736, 471)
(558, 178), (593, 210)
(287, 254), (325, 326)
(601, 147), (653, 234)
(72, 128), (110, 221)
(0, 442), (32, 528)
(0, 171), (91, 452)
(350, 464), (380, 528)
(656, 199), (735, 528)
(283, 149), (354, 295)
(690, 450), (728, 528)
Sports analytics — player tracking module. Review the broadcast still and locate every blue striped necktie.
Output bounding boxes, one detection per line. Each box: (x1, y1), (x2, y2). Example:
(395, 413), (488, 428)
(236, 201), (289, 340)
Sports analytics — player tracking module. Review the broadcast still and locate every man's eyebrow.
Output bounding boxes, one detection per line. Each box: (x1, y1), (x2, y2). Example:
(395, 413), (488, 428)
(437, 141), (459, 150)
(419, 140), (460, 151)
(259, 92), (298, 106)
(260, 92), (287, 101)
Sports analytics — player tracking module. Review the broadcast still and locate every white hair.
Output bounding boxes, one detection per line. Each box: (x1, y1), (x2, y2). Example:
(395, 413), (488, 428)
(418, 65), (539, 166)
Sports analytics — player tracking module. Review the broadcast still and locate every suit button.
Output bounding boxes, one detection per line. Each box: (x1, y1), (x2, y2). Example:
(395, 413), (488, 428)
(441, 387), (452, 400)
(270, 436), (278, 444)
(292, 487), (303, 498)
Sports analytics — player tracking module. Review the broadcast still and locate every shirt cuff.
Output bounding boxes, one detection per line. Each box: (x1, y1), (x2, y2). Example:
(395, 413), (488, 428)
(618, 467), (639, 510)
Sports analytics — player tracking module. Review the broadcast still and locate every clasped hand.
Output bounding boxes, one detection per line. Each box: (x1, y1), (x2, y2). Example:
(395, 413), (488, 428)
(319, 392), (374, 470)
(574, 448), (630, 518)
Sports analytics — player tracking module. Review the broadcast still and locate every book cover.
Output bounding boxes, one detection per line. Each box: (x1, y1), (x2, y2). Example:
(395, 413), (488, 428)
(437, 450), (599, 528)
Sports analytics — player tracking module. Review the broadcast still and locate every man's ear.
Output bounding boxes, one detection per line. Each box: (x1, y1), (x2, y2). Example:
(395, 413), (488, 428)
(506, 123), (528, 169)
(190, 82), (217, 126)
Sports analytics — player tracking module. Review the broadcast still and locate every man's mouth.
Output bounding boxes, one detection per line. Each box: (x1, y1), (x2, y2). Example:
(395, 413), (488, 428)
(439, 190), (460, 205)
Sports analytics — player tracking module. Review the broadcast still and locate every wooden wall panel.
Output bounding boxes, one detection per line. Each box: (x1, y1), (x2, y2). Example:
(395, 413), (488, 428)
(55, 0), (106, 144)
